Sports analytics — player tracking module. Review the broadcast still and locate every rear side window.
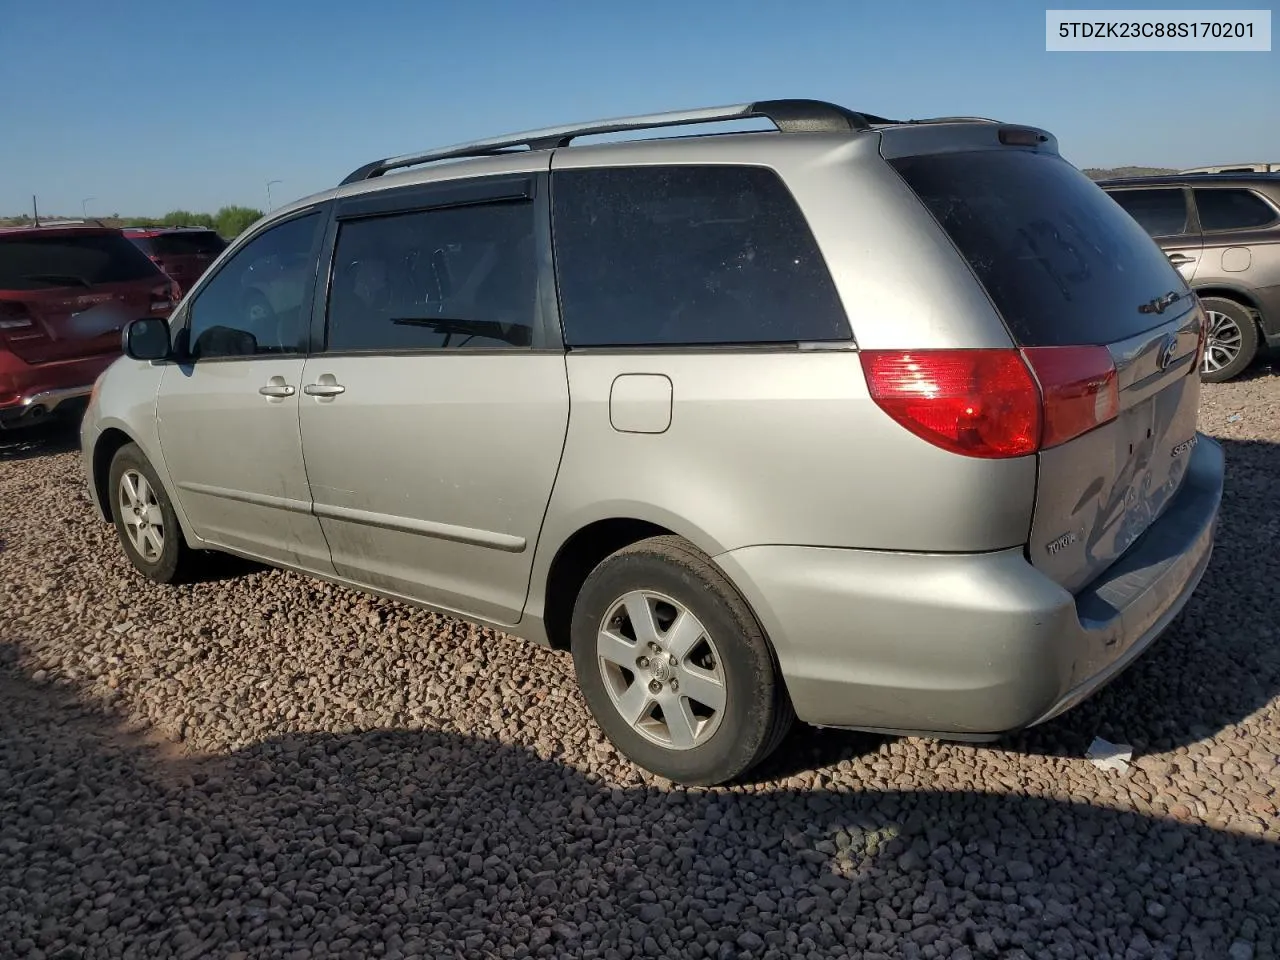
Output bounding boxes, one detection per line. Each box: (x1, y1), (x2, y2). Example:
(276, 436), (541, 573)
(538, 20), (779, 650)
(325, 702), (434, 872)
(891, 151), (1187, 347)
(149, 232), (228, 257)
(551, 165), (849, 347)
(325, 200), (537, 352)
(1106, 188), (1190, 238)
(1193, 188), (1279, 231)
(0, 233), (163, 291)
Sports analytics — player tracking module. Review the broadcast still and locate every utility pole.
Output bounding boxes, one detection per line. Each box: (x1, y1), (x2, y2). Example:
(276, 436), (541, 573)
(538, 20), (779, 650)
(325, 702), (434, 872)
(32, 195), (40, 226)
(82, 197), (96, 219)
(266, 179), (283, 212)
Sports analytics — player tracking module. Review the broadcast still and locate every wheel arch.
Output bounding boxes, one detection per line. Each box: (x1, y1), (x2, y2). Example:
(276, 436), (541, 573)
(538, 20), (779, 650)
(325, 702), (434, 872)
(91, 420), (201, 548)
(532, 504), (734, 652)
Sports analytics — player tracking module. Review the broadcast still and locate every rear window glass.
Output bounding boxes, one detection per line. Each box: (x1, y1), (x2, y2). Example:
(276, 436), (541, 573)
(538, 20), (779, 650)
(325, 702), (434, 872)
(1106, 188), (1189, 237)
(891, 151), (1188, 347)
(1193, 188), (1279, 231)
(552, 165), (850, 347)
(148, 232), (228, 257)
(0, 232), (163, 291)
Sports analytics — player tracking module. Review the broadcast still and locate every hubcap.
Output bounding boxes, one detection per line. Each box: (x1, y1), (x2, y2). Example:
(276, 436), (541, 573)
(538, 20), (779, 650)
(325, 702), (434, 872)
(1203, 310), (1243, 374)
(596, 590), (726, 751)
(118, 469), (165, 563)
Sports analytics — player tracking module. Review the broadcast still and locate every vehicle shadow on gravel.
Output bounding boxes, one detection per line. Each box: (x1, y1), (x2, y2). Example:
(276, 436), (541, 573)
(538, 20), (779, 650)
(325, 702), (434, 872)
(0, 417), (80, 463)
(1, 658), (1275, 959)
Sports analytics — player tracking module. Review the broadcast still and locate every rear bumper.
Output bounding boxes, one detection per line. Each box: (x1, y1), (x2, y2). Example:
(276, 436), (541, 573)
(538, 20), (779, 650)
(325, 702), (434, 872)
(0, 350), (115, 428)
(714, 434), (1225, 736)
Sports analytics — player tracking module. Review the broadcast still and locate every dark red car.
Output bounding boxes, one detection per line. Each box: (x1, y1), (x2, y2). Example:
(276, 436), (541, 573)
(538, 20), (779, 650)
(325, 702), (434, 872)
(0, 224), (178, 429)
(121, 226), (227, 298)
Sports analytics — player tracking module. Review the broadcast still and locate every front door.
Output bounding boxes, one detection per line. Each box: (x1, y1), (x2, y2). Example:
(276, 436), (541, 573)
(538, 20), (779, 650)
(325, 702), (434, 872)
(156, 207), (335, 573)
(297, 172), (569, 625)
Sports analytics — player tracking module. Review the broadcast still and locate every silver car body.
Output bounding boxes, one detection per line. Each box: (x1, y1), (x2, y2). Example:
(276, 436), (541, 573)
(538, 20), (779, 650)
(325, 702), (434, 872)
(82, 109), (1224, 738)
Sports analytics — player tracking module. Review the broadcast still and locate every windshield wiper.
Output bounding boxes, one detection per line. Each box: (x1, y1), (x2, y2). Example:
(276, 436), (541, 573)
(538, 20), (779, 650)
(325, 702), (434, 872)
(22, 272), (92, 289)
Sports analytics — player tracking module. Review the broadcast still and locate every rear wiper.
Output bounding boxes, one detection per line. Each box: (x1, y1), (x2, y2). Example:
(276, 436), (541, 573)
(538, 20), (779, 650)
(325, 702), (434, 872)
(1139, 290), (1181, 315)
(21, 272), (92, 289)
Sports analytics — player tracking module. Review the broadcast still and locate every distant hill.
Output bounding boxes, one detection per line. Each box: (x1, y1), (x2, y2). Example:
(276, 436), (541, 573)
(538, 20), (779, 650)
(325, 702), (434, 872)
(1083, 166), (1179, 180)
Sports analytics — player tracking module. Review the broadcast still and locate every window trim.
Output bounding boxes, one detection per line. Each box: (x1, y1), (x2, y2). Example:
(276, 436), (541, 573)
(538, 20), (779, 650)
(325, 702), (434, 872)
(1190, 186), (1280, 235)
(310, 172), (563, 356)
(548, 162), (853, 350)
(168, 203), (331, 365)
(1104, 185), (1195, 240)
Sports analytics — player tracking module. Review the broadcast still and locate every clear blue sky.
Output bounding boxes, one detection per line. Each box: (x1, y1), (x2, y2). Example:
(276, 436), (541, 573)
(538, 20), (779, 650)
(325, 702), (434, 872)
(1, 0), (1275, 217)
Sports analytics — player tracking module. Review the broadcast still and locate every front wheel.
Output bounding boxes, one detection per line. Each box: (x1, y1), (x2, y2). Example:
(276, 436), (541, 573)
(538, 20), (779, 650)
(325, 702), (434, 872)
(1199, 297), (1259, 383)
(108, 443), (200, 584)
(570, 535), (793, 786)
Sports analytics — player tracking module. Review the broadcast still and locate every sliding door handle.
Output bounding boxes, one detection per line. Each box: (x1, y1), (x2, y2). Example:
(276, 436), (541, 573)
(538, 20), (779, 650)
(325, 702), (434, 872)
(303, 382), (345, 397)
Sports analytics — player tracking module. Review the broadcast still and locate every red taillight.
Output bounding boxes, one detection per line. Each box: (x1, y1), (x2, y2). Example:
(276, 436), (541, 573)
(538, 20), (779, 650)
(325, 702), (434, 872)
(1021, 345), (1119, 449)
(149, 283), (178, 315)
(0, 301), (35, 332)
(861, 349), (1041, 458)
(862, 346), (1119, 459)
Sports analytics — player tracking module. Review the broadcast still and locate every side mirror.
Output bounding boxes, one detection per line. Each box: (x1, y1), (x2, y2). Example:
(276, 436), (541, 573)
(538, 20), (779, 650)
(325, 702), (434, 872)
(123, 317), (172, 361)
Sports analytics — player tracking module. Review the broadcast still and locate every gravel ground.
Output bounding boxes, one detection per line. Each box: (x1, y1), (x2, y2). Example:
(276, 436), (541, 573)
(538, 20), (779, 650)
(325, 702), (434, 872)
(2, 369), (1279, 960)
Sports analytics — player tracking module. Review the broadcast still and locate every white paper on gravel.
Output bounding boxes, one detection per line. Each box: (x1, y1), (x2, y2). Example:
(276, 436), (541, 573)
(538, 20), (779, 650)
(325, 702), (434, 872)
(1086, 736), (1133, 772)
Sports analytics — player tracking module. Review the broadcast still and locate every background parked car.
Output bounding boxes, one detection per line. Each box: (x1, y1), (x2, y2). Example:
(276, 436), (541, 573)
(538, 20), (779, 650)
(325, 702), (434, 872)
(1100, 172), (1280, 382)
(0, 224), (177, 429)
(122, 226), (227, 298)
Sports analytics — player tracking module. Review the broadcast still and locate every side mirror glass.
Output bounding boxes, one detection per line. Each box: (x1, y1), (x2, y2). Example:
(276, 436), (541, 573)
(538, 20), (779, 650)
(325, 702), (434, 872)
(123, 317), (172, 361)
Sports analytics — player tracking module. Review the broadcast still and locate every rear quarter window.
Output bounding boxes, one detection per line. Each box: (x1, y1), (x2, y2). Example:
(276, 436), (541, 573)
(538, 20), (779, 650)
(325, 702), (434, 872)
(1193, 188), (1279, 231)
(0, 233), (163, 291)
(890, 151), (1189, 347)
(551, 165), (850, 347)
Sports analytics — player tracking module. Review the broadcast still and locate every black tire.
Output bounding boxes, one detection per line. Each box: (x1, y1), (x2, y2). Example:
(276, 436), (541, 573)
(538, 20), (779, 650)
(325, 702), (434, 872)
(107, 442), (200, 584)
(1199, 296), (1259, 383)
(570, 535), (794, 786)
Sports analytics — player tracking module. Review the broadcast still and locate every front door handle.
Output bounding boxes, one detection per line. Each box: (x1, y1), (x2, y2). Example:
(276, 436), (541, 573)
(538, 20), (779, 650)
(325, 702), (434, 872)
(258, 380), (296, 398)
(303, 378), (345, 397)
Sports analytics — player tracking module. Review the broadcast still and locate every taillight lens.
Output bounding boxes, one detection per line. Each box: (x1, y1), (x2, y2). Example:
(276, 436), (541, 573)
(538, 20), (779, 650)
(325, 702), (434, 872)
(861, 349), (1041, 458)
(149, 283), (177, 314)
(862, 346), (1119, 459)
(0, 301), (35, 331)
(1021, 346), (1119, 449)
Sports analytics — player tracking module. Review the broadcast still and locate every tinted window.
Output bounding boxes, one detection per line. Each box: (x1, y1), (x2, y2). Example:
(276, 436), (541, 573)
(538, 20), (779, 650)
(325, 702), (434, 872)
(326, 201), (536, 351)
(183, 212), (321, 359)
(552, 166), (849, 346)
(149, 232), (228, 257)
(0, 232), (163, 291)
(1194, 188), (1279, 231)
(1106, 188), (1190, 237)
(891, 151), (1188, 347)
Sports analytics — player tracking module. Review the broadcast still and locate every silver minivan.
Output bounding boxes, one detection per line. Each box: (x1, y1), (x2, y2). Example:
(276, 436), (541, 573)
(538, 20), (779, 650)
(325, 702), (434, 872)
(81, 100), (1225, 785)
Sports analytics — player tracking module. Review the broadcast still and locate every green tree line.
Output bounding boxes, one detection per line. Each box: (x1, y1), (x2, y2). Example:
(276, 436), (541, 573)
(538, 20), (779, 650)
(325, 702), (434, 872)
(120, 205), (265, 238)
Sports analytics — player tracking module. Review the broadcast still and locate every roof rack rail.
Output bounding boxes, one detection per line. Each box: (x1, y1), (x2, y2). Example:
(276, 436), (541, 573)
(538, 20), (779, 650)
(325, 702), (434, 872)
(340, 98), (898, 185)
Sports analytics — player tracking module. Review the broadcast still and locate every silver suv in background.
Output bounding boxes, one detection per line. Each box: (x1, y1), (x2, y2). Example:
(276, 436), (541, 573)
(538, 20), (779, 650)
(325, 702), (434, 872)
(82, 100), (1224, 785)
(1100, 172), (1280, 381)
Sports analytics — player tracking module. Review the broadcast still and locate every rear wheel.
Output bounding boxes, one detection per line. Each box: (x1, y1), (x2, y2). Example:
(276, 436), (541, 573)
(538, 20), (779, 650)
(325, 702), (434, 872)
(1199, 297), (1259, 383)
(108, 443), (200, 584)
(570, 535), (793, 786)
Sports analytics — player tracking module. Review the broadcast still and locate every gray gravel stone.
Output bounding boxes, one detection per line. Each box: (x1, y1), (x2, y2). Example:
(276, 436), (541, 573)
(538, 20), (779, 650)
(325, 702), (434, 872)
(2, 380), (1279, 958)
